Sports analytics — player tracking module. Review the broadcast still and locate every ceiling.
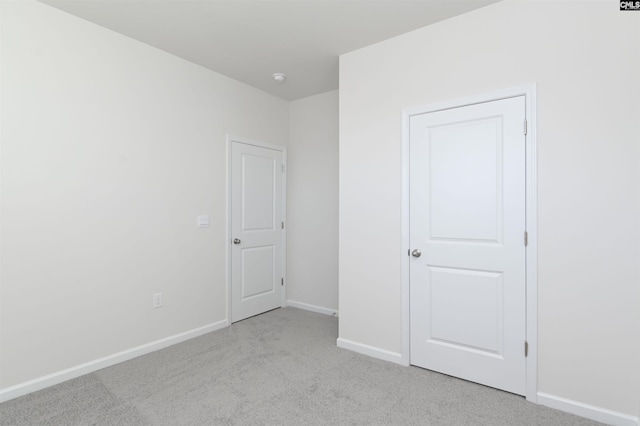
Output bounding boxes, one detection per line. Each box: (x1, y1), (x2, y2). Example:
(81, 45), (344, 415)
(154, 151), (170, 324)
(39, 0), (500, 101)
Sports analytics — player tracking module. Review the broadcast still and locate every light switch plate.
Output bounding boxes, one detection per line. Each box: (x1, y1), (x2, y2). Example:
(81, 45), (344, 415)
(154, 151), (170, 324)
(197, 215), (210, 228)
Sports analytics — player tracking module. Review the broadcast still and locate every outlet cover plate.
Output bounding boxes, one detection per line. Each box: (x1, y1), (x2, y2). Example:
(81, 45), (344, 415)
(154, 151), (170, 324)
(152, 293), (163, 309)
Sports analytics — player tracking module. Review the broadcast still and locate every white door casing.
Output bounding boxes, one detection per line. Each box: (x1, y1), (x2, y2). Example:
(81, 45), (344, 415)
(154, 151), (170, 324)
(409, 96), (527, 395)
(229, 138), (285, 323)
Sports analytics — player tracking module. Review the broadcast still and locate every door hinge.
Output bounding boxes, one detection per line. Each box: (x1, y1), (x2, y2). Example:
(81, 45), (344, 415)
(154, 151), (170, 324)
(281, 278), (284, 286)
(282, 164), (285, 173)
(524, 119), (528, 136)
(524, 231), (528, 246)
(282, 221), (284, 229)
(525, 341), (529, 357)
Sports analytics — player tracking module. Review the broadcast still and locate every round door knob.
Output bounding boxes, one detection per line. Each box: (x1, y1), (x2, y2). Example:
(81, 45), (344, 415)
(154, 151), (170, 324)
(411, 249), (421, 258)
(233, 238), (241, 245)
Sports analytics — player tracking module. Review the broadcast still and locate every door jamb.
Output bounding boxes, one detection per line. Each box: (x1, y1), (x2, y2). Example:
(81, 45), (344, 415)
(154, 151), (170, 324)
(226, 135), (288, 324)
(400, 84), (538, 402)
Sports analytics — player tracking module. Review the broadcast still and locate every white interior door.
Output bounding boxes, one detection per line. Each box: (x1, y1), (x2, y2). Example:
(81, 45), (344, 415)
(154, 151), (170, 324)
(231, 140), (284, 323)
(409, 96), (527, 395)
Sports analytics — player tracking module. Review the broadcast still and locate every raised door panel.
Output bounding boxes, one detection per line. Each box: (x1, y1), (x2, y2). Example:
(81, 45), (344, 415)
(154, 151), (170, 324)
(241, 153), (276, 232)
(428, 118), (502, 244)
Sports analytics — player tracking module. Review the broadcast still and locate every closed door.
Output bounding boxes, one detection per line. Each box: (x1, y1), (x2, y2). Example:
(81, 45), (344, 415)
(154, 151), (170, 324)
(231, 141), (284, 323)
(409, 96), (526, 395)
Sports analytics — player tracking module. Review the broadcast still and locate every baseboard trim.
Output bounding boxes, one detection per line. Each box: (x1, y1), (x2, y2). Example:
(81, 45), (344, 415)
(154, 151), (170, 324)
(336, 337), (407, 366)
(286, 299), (338, 317)
(537, 392), (639, 426)
(0, 319), (229, 403)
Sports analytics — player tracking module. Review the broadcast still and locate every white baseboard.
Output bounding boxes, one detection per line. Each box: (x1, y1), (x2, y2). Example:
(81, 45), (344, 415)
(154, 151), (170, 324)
(537, 392), (639, 426)
(336, 337), (408, 366)
(286, 299), (338, 317)
(0, 319), (229, 403)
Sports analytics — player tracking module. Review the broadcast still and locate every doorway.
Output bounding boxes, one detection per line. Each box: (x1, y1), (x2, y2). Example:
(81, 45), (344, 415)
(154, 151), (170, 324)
(228, 136), (287, 323)
(402, 85), (538, 401)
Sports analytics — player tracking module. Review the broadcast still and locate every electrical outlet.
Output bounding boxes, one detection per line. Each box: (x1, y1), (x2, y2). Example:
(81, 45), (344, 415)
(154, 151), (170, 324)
(152, 293), (163, 309)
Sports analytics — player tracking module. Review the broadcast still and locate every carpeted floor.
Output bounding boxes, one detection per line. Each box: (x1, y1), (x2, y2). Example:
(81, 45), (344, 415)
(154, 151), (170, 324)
(1, 307), (602, 425)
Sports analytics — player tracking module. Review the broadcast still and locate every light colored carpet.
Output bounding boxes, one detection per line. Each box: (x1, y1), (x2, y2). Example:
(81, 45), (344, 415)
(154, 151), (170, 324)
(1, 307), (602, 425)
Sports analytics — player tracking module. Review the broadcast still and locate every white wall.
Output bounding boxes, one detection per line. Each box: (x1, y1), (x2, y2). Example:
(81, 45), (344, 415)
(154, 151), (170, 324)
(339, 0), (640, 420)
(0, 1), (288, 390)
(287, 91), (339, 314)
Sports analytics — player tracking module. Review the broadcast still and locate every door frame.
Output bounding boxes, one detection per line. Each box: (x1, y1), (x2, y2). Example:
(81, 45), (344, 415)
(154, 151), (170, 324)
(226, 134), (288, 324)
(400, 84), (538, 402)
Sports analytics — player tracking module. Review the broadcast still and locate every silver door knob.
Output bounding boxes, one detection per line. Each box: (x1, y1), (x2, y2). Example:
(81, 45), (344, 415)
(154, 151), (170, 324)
(411, 249), (421, 258)
(233, 238), (241, 245)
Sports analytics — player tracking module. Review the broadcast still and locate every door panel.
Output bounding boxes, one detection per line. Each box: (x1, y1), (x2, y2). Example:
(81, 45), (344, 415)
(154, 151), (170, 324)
(231, 141), (283, 322)
(241, 154), (276, 231)
(429, 118), (502, 242)
(241, 246), (275, 299)
(429, 266), (503, 355)
(410, 96), (526, 395)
